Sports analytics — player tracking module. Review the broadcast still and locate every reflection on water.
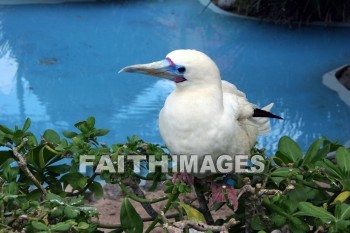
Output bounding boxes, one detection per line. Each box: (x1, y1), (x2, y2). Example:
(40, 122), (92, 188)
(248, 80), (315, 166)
(0, 37), (51, 130)
(112, 80), (174, 140)
(0, 43), (17, 96)
(0, 0), (349, 153)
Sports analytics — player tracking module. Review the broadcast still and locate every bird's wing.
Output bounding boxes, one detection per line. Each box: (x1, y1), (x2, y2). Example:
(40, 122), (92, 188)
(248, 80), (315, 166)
(221, 80), (272, 135)
(221, 80), (254, 120)
(250, 103), (274, 134)
(221, 80), (246, 98)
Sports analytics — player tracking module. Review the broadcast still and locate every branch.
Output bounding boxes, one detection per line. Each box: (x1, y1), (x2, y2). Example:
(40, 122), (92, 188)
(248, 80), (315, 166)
(0, 178), (4, 225)
(118, 181), (168, 204)
(10, 138), (47, 195)
(66, 173), (97, 197)
(145, 186), (180, 233)
(94, 213), (180, 229)
(161, 212), (239, 233)
(194, 180), (214, 224)
(237, 184), (290, 201)
(237, 184), (295, 233)
(121, 178), (160, 219)
(134, 173), (166, 181)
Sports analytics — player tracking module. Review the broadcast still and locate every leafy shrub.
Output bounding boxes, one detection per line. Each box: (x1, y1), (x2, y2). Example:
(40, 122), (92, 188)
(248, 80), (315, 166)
(217, 0), (350, 25)
(0, 117), (350, 232)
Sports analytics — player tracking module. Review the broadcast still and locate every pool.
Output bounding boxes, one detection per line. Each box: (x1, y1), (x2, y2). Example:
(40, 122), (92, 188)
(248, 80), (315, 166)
(0, 0), (349, 153)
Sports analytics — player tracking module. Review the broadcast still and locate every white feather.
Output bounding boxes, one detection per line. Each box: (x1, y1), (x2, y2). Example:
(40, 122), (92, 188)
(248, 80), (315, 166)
(155, 50), (277, 177)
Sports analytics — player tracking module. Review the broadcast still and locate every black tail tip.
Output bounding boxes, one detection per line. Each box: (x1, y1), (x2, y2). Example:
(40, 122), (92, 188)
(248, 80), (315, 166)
(253, 108), (283, 120)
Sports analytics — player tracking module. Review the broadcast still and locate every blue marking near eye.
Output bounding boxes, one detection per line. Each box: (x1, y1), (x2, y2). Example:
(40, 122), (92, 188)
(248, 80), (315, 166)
(176, 66), (186, 73)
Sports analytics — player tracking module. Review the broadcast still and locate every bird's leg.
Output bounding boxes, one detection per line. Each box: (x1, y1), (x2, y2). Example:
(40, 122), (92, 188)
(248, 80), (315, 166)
(172, 174), (214, 224)
(194, 178), (214, 225)
(122, 177), (159, 218)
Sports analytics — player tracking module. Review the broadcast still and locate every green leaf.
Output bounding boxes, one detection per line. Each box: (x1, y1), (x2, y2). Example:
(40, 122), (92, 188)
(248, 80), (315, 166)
(278, 136), (303, 162)
(0, 151), (13, 167)
(64, 206), (80, 219)
(75, 121), (90, 134)
(39, 146), (46, 169)
(29, 201), (40, 208)
(271, 168), (298, 178)
(46, 193), (65, 204)
(340, 203), (350, 220)
(340, 179), (350, 191)
(31, 221), (49, 231)
(271, 215), (286, 227)
(296, 202), (335, 223)
(275, 151), (293, 164)
(26, 135), (38, 147)
(77, 222), (90, 230)
(50, 207), (64, 218)
(13, 127), (24, 139)
(164, 184), (174, 193)
(76, 206), (98, 215)
(0, 124), (13, 135)
(251, 216), (265, 230)
(27, 189), (43, 201)
(302, 138), (324, 165)
(287, 185), (308, 203)
(77, 177), (87, 189)
(178, 202), (206, 223)
(43, 129), (60, 144)
(335, 201), (342, 219)
(263, 197), (293, 221)
(271, 156), (284, 166)
(62, 131), (78, 138)
(270, 177), (285, 186)
(336, 220), (350, 231)
(322, 159), (343, 179)
(50, 221), (73, 232)
(89, 181), (104, 199)
(46, 164), (71, 174)
(60, 172), (87, 190)
(3, 165), (12, 182)
(120, 198), (143, 233)
(7, 182), (19, 194)
(69, 196), (84, 206)
(5, 166), (18, 183)
(335, 147), (350, 173)
(288, 216), (310, 233)
(22, 118), (31, 132)
(86, 116), (95, 129)
(94, 129), (110, 137)
(29, 145), (58, 170)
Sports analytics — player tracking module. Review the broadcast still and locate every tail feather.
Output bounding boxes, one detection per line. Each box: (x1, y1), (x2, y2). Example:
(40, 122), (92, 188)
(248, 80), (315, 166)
(250, 103), (275, 135)
(253, 108), (283, 119)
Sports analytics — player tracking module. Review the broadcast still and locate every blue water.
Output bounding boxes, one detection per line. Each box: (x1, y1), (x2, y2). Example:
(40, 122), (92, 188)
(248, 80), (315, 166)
(0, 0), (349, 153)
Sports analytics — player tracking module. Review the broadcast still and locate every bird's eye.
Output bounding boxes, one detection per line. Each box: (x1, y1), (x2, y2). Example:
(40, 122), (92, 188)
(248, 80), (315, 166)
(177, 66), (186, 73)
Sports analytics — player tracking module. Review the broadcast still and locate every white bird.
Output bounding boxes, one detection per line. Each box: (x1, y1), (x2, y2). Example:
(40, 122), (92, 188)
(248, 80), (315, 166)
(119, 49), (281, 178)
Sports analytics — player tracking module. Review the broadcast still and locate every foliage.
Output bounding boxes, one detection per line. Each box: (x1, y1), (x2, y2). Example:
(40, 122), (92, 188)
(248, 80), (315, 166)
(219, 0), (350, 25)
(0, 117), (350, 232)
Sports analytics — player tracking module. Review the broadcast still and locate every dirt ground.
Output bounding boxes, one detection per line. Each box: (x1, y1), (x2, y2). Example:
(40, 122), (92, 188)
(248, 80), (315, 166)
(91, 182), (233, 232)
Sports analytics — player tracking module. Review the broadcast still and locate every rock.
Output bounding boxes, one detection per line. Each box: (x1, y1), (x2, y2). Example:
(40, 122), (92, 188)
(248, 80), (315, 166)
(336, 65), (350, 90)
(217, 0), (236, 10)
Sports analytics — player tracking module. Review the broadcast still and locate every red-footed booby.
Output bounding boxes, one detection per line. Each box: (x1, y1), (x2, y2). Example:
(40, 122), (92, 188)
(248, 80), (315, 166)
(119, 49), (282, 179)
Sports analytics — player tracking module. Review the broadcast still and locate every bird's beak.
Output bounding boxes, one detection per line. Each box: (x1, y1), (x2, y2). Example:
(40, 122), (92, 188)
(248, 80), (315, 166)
(119, 58), (186, 83)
